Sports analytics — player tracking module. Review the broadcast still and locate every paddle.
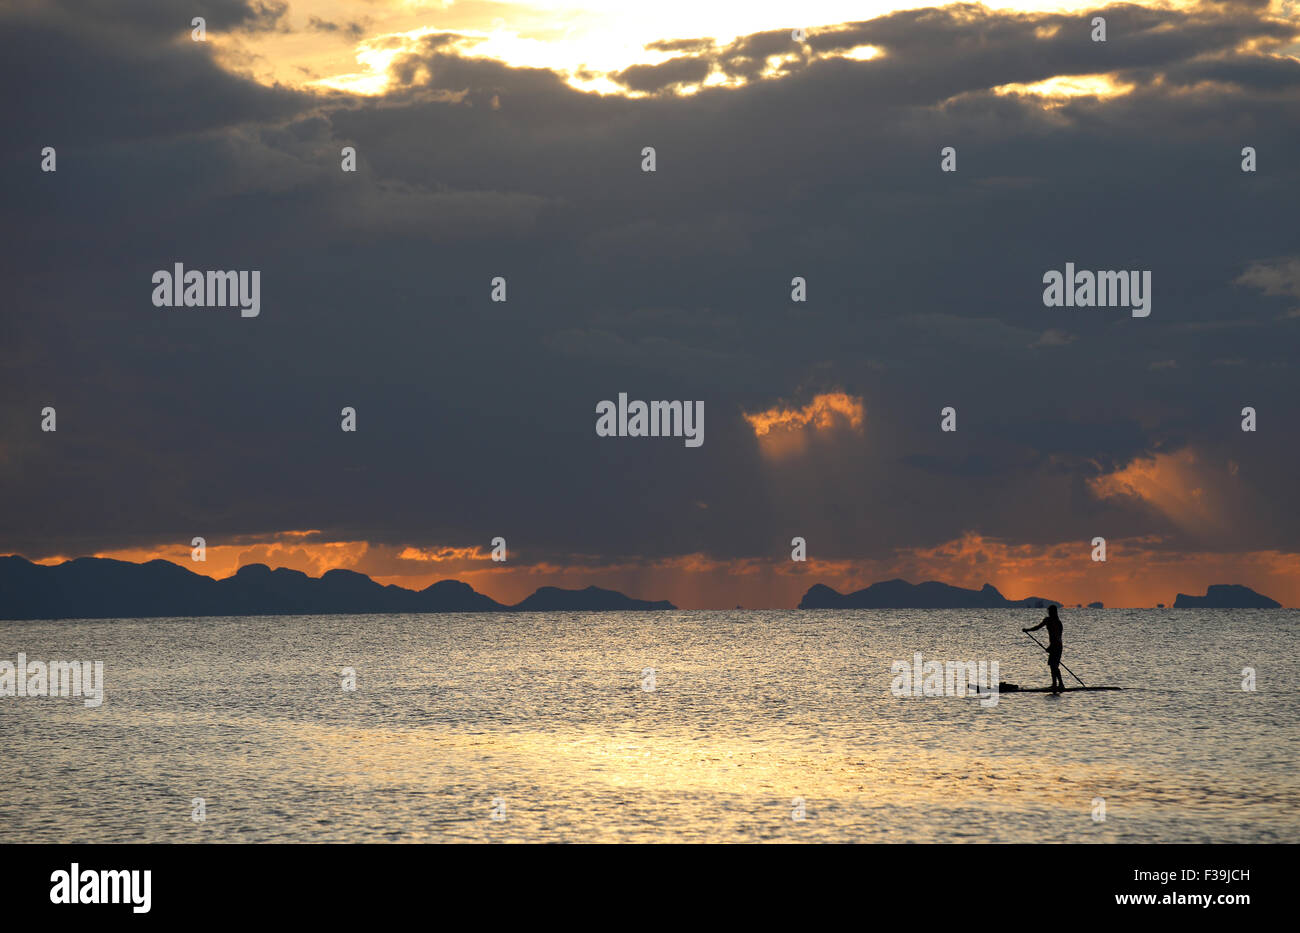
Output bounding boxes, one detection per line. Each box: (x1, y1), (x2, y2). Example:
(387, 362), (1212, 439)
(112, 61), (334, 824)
(1023, 630), (1088, 688)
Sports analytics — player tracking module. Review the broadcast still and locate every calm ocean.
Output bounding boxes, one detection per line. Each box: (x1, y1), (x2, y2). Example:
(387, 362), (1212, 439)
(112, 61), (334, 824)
(2, 609), (1295, 842)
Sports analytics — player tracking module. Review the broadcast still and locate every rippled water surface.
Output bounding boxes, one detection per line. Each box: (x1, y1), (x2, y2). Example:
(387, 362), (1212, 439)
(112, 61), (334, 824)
(2, 610), (1296, 842)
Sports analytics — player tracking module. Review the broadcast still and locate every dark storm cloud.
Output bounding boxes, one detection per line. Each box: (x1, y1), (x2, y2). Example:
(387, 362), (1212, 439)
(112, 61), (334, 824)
(613, 56), (713, 93)
(723, 26), (811, 61)
(2, 2), (1298, 565)
(0, 0), (308, 152)
(21, 0), (291, 38)
(785, 3), (1300, 107)
(307, 16), (368, 40)
(645, 38), (716, 54)
(1163, 53), (1300, 91)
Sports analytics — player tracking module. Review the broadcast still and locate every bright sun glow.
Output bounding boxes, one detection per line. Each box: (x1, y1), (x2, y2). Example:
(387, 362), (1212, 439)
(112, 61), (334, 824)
(215, 0), (1136, 97)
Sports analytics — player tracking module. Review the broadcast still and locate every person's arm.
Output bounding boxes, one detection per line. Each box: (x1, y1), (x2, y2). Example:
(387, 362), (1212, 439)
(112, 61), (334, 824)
(1023, 621), (1046, 633)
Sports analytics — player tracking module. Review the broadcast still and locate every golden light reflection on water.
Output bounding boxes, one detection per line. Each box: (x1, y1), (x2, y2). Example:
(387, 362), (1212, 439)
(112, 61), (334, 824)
(5, 611), (1297, 842)
(233, 720), (1175, 824)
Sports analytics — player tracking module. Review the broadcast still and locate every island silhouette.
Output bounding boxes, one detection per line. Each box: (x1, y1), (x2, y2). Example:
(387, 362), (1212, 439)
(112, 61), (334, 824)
(798, 580), (1062, 609)
(1172, 584), (1281, 609)
(0, 556), (675, 619)
(797, 580), (1283, 610)
(0, 556), (1285, 618)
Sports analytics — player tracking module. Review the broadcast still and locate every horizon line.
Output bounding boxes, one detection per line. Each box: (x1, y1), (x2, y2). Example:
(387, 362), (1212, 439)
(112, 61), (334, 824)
(3, 553), (1288, 611)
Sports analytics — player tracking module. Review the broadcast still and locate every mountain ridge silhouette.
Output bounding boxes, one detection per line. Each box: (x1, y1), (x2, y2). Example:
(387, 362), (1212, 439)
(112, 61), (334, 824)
(0, 555), (676, 619)
(1172, 584), (1281, 609)
(2, 557), (1286, 617)
(799, 578), (1285, 609)
(798, 579), (1063, 609)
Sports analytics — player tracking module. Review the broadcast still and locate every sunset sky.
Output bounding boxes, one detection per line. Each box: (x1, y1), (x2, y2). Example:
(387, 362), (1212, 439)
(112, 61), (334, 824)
(4, 0), (1300, 608)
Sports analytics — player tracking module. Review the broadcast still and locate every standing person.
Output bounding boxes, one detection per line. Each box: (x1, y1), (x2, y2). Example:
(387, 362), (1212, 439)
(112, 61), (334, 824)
(1024, 605), (1065, 692)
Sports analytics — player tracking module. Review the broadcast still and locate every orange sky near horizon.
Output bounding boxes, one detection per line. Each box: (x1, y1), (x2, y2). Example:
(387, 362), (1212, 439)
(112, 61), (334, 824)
(26, 530), (1300, 609)
(19, 400), (1299, 609)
